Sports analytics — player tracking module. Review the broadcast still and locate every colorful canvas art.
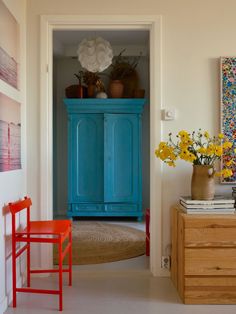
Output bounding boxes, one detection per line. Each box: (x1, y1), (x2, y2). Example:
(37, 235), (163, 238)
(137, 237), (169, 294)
(221, 57), (236, 183)
(0, 93), (21, 171)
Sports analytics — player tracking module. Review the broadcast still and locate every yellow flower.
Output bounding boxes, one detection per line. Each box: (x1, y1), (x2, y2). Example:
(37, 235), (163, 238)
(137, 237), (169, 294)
(178, 130), (190, 141)
(155, 149), (160, 158)
(218, 133), (224, 139)
(197, 147), (207, 154)
(167, 161), (176, 167)
(169, 153), (177, 161)
(206, 144), (215, 155)
(179, 141), (188, 150)
(155, 130), (234, 170)
(214, 145), (223, 157)
(179, 149), (196, 162)
(204, 131), (210, 139)
(159, 142), (167, 150)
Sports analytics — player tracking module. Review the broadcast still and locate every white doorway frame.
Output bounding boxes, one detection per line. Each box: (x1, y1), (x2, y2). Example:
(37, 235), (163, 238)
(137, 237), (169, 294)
(40, 15), (164, 276)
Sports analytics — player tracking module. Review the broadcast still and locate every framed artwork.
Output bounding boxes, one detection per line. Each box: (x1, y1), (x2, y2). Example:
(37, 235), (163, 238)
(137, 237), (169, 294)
(0, 92), (21, 171)
(0, 0), (19, 89)
(220, 57), (236, 183)
(0, 1), (21, 172)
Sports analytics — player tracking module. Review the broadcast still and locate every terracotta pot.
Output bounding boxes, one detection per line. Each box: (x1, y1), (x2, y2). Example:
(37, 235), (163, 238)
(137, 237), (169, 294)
(77, 85), (84, 98)
(109, 80), (124, 98)
(191, 165), (215, 200)
(87, 84), (96, 98)
(133, 88), (145, 98)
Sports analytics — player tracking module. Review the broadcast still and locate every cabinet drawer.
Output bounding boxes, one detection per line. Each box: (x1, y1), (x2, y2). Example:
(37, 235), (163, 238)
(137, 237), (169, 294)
(185, 277), (236, 304)
(72, 204), (105, 212)
(185, 248), (236, 276)
(185, 228), (236, 247)
(106, 204), (138, 213)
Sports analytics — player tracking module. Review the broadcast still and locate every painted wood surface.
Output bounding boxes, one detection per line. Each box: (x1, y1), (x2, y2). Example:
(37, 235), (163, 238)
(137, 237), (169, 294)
(64, 98), (146, 219)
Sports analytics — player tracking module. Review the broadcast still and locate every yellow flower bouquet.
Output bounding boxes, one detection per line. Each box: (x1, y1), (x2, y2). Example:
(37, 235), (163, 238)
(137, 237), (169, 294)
(155, 129), (234, 178)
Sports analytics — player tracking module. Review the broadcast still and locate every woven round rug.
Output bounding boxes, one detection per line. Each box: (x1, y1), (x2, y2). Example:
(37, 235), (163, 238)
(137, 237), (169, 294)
(54, 221), (145, 265)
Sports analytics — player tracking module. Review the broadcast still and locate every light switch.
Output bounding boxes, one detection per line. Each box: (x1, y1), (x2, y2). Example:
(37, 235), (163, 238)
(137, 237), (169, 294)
(162, 109), (176, 121)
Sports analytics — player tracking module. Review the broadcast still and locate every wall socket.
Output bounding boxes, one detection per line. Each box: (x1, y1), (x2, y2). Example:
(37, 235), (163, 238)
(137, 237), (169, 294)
(161, 255), (171, 269)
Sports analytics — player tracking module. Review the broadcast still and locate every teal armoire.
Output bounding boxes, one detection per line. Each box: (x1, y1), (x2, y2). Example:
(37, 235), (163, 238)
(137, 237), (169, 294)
(64, 98), (146, 221)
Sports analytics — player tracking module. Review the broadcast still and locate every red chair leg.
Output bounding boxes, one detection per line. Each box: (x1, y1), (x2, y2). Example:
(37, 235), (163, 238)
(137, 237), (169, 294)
(12, 237), (17, 307)
(27, 243), (31, 287)
(59, 239), (63, 311)
(69, 230), (72, 286)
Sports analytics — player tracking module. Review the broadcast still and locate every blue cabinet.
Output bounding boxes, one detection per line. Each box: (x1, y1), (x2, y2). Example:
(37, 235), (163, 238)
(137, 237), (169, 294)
(64, 99), (146, 220)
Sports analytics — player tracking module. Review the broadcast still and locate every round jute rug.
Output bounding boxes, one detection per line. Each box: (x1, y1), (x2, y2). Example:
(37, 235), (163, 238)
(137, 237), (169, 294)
(54, 221), (145, 265)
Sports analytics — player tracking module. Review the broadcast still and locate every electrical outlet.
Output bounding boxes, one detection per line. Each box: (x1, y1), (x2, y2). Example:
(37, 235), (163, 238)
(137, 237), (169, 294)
(161, 255), (170, 269)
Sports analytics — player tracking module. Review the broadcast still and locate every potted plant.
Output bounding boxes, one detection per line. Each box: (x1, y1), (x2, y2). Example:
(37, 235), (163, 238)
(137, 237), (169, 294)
(65, 70), (84, 98)
(82, 71), (105, 98)
(107, 49), (141, 98)
(155, 129), (235, 200)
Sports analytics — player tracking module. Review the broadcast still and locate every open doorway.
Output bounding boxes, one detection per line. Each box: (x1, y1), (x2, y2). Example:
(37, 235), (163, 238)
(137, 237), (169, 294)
(40, 15), (162, 276)
(52, 29), (150, 269)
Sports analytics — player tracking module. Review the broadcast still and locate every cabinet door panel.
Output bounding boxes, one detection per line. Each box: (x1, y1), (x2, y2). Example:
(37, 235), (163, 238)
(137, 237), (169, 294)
(104, 114), (139, 202)
(69, 114), (103, 202)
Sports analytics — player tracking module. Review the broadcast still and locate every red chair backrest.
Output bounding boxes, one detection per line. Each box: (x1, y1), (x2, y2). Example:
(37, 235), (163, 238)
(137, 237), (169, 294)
(9, 197), (32, 234)
(9, 197), (32, 215)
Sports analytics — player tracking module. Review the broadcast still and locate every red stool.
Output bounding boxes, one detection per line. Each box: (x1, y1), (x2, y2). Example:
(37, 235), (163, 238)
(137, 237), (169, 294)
(145, 208), (150, 256)
(9, 196), (72, 311)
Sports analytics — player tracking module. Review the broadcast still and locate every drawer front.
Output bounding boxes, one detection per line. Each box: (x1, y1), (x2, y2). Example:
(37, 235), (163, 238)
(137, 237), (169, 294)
(185, 228), (236, 247)
(71, 203), (105, 213)
(106, 204), (139, 213)
(183, 214), (236, 229)
(185, 248), (236, 276)
(184, 277), (236, 304)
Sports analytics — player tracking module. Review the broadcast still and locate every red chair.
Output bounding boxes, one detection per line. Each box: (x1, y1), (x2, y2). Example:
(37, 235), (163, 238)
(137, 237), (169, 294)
(9, 196), (72, 311)
(145, 208), (150, 256)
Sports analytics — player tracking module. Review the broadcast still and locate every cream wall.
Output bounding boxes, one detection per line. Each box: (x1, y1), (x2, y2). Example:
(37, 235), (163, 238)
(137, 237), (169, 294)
(0, 1), (26, 313)
(26, 0), (236, 269)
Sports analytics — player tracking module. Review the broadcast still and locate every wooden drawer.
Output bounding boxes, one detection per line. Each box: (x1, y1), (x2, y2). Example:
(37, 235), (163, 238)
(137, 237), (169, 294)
(185, 248), (236, 276)
(171, 207), (236, 304)
(185, 277), (236, 304)
(185, 228), (236, 247)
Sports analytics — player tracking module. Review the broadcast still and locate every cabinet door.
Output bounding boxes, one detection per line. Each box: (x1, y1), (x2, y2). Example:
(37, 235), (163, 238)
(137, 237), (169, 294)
(69, 114), (103, 203)
(104, 114), (140, 203)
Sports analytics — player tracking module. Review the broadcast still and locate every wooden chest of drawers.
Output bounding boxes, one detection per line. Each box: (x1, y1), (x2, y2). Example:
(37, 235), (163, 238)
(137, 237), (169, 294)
(171, 206), (236, 304)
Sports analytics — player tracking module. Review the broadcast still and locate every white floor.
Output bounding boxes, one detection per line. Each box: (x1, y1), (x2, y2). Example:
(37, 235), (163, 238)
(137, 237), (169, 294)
(4, 219), (236, 313)
(4, 267), (236, 314)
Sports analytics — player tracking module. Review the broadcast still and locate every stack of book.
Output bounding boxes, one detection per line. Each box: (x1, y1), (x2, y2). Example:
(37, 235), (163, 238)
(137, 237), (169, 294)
(179, 195), (235, 214)
(232, 187), (236, 200)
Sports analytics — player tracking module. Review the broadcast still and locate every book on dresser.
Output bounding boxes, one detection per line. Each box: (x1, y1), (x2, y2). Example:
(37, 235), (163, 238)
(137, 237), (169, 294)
(179, 195), (235, 214)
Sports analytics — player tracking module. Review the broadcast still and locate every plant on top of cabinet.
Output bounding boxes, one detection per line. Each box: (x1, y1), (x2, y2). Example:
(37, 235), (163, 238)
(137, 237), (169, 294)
(107, 49), (142, 98)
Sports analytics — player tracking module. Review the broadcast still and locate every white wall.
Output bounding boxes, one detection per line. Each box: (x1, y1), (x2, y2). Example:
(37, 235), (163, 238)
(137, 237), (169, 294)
(0, 0), (26, 313)
(26, 0), (236, 269)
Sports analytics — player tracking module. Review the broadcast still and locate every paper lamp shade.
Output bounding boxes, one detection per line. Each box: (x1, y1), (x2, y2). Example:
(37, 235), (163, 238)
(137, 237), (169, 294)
(77, 37), (113, 73)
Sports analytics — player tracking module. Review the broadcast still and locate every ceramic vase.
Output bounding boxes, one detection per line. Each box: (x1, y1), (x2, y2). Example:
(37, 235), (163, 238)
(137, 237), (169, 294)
(109, 80), (124, 98)
(191, 165), (215, 200)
